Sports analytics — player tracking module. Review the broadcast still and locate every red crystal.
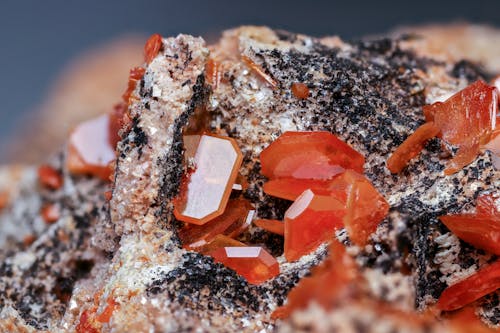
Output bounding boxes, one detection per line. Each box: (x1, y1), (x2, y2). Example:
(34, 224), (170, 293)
(439, 193), (500, 256)
(66, 114), (116, 181)
(108, 103), (129, 148)
(122, 67), (145, 103)
(336, 170), (389, 246)
(284, 189), (345, 262)
(291, 82), (309, 99)
(266, 171), (388, 248)
(439, 214), (500, 255)
(41, 204), (60, 224)
(193, 234), (246, 255)
(263, 178), (332, 201)
(241, 55), (278, 88)
(96, 298), (119, 323)
(260, 131), (364, 180)
(174, 134), (243, 225)
(222, 208), (254, 239)
(423, 80), (497, 174)
(476, 193), (500, 216)
(178, 198), (253, 248)
(437, 259), (500, 311)
(76, 308), (99, 333)
(205, 59), (221, 90)
(387, 122), (440, 173)
(254, 219), (284, 236)
(144, 33), (162, 64)
(209, 246), (279, 284)
(272, 241), (357, 319)
(38, 165), (63, 190)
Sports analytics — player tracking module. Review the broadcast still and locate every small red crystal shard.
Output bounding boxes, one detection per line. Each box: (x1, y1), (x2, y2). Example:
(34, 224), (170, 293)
(174, 134), (243, 225)
(210, 246), (279, 284)
(193, 234), (246, 255)
(291, 82), (309, 99)
(387, 122), (440, 173)
(335, 170), (389, 246)
(41, 204), (60, 224)
(66, 115), (116, 181)
(108, 103), (129, 148)
(241, 55), (278, 88)
(178, 198), (253, 248)
(96, 298), (119, 323)
(423, 80), (497, 174)
(38, 165), (63, 190)
(122, 67), (145, 103)
(254, 219), (284, 236)
(272, 241), (358, 319)
(260, 131), (364, 180)
(284, 189), (345, 261)
(144, 33), (162, 64)
(205, 59), (221, 90)
(437, 259), (500, 311)
(76, 308), (99, 333)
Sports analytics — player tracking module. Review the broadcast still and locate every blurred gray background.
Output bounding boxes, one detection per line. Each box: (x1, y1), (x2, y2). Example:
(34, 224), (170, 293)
(0, 0), (499, 162)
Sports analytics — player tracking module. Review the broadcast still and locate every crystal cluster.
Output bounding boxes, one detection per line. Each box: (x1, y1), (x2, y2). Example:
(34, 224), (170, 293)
(260, 131), (388, 261)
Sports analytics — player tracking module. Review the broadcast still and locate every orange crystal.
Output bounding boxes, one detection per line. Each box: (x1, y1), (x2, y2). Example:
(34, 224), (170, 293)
(476, 193), (500, 216)
(254, 219), (284, 236)
(241, 55), (278, 88)
(336, 170), (389, 246)
(122, 67), (145, 103)
(260, 131), (364, 180)
(222, 208), (255, 239)
(439, 214), (500, 256)
(284, 189), (345, 262)
(96, 298), (119, 323)
(41, 204), (60, 224)
(193, 234), (246, 255)
(291, 82), (309, 99)
(108, 103), (129, 148)
(178, 198), (253, 248)
(439, 193), (500, 256)
(263, 177), (339, 201)
(423, 80), (497, 174)
(387, 122), (440, 173)
(209, 246), (279, 284)
(437, 259), (500, 311)
(38, 165), (63, 190)
(76, 308), (99, 333)
(272, 241), (358, 319)
(174, 134), (243, 225)
(205, 59), (221, 90)
(66, 114), (116, 181)
(144, 33), (162, 64)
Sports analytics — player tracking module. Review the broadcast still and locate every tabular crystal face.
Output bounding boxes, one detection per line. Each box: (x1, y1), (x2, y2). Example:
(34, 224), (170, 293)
(174, 134), (243, 225)
(66, 114), (116, 180)
(260, 131), (364, 180)
(210, 246), (280, 285)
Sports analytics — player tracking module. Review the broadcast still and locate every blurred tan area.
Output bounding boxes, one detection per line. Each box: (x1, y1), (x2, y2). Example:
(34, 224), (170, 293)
(4, 35), (145, 164)
(4, 23), (500, 165)
(393, 23), (500, 73)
